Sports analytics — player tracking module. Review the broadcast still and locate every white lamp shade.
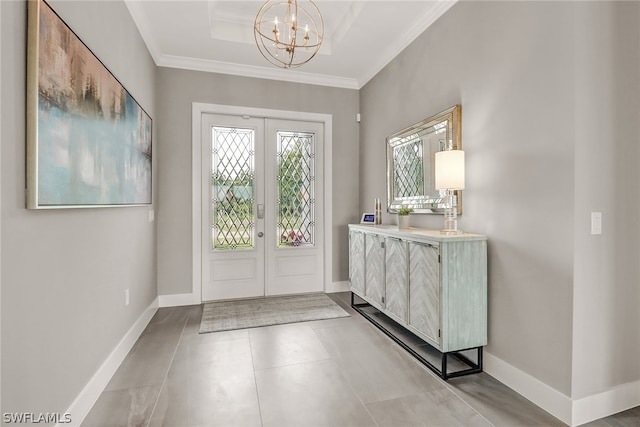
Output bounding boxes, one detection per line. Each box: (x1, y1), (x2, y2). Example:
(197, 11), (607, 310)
(435, 150), (465, 190)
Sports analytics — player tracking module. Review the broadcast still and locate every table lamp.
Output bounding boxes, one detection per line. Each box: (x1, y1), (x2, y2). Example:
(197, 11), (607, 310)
(435, 150), (465, 234)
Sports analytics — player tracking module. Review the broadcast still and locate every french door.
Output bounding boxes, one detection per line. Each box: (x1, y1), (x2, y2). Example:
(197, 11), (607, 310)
(201, 113), (324, 301)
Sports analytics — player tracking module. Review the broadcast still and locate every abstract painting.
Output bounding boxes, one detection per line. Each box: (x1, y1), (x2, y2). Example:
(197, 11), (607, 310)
(27, 0), (152, 208)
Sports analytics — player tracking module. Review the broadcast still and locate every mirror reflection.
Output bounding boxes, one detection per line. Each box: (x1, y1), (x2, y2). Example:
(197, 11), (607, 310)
(387, 105), (461, 214)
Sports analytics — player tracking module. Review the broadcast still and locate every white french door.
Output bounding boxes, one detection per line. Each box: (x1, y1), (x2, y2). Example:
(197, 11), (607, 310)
(266, 119), (324, 296)
(201, 113), (324, 301)
(201, 114), (264, 301)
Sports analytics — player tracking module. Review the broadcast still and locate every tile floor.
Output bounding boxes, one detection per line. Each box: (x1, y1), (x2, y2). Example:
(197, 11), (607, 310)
(82, 293), (639, 427)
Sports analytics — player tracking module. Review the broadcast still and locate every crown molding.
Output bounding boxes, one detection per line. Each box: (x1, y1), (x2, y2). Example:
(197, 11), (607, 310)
(124, 0), (163, 65)
(357, 0), (458, 88)
(157, 54), (360, 90)
(126, 0), (457, 90)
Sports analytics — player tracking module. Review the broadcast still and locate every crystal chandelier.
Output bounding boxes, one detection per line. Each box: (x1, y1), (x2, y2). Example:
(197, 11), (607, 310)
(254, 0), (324, 69)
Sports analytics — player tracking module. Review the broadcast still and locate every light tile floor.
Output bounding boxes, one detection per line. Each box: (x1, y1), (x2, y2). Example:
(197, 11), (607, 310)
(82, 293), (639, 427)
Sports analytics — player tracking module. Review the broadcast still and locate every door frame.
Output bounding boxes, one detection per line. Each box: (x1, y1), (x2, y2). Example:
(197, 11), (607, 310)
(191, 102), (333, 303)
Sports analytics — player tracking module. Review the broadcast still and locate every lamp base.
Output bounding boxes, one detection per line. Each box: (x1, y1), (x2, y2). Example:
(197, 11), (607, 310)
(440, 192), (461, 234)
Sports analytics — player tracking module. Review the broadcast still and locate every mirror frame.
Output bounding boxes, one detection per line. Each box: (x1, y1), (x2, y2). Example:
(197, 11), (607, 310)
(386, 105), (462, 214)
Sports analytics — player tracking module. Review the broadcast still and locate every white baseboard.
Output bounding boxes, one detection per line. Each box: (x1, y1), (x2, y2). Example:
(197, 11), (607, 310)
(572, 379), (640, 426)
(59, 298), (159, 427)
(158, 292), (200, 307)
(484, 351), (640, 426)
(325, 281), (350, 293)
(484, 351), (573, 425)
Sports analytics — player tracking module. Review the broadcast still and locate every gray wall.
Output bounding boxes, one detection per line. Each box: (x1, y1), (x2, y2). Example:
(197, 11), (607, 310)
(0, 0), (3, 411)
(361, 0), (640, 400)
(1, 0), (157, 416)
(156, 68), (359, 296)
(571, 2), (640, 399)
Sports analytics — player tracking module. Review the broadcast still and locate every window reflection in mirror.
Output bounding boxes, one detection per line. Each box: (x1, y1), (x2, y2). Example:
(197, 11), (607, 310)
(386, 105), (461, 214)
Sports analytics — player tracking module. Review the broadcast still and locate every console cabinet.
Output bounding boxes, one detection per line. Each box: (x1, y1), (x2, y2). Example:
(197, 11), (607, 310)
(364, 233), (385, 310)
(348, 224), (488, 378)
(408, 241), (440, 345)
(384, 237), (408, 324)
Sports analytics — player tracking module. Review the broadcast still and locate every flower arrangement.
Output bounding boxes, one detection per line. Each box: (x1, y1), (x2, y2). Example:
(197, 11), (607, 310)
(280, 230), (305, 246)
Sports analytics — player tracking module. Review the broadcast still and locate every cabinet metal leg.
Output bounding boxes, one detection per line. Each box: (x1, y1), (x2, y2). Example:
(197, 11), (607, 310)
(350, 292), (483, 381)
(442, 351), (448, 378)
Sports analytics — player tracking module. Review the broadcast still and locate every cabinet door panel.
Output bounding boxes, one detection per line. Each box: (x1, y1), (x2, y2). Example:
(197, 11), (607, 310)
(385, 238), (407, 322)
(408, 242), (440, 346)
(365, 234), (385, 308)
(349, 231), (365, 296)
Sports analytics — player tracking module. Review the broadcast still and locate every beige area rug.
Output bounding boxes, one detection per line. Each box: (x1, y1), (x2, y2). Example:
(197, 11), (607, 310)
(199, 293), (350, 334)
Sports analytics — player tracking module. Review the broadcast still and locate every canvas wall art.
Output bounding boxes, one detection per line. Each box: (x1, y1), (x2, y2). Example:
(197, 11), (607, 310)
(27, 0), (152, 209)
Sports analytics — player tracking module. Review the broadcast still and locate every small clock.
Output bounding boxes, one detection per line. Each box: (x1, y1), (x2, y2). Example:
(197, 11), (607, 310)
(360, 213), (376, 224)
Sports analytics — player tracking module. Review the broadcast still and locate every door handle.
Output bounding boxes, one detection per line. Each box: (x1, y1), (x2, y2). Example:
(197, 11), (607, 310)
(258, 232), (264, 238)
(257, 204), (264, 219)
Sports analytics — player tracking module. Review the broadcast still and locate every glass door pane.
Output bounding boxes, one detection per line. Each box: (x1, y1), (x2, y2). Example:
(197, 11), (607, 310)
(276, 131), (315, 247)
(211, 126), (255, 250)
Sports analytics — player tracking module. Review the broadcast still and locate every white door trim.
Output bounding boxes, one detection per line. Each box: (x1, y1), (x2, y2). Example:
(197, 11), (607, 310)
(191, 102), (333, 303)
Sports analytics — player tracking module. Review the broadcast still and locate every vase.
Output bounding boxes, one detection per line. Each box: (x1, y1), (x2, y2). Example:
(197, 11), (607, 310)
(398, 214), (410, 230)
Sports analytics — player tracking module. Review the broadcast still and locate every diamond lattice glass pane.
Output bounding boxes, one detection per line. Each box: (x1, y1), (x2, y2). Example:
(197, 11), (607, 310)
(276, 131), (315, 247)
(211, 126), (255, 250)
(393, 137), (424, 198)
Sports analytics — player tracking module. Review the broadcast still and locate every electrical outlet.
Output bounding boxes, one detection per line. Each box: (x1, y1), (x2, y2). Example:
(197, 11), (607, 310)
(125, 289), (130, 306)
(148, 209), (155, 222)
(591, 212), (602, 235)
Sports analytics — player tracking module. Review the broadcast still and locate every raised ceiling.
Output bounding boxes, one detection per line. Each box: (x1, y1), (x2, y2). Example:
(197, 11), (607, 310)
(125, 0), (457, 89)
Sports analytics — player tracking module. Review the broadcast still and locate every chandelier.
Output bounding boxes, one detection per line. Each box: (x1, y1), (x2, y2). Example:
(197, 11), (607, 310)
(254, 0), (324, 69)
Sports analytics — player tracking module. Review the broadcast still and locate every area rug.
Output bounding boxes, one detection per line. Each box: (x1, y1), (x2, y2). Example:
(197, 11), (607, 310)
(199, 293), (350, 334)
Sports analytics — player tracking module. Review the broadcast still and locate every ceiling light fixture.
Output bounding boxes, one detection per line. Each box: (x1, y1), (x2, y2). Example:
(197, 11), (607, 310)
(254, 0), (324, 69)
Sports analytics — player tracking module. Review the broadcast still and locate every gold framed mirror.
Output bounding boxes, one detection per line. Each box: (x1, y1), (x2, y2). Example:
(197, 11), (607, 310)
(386, 105), (462, 214)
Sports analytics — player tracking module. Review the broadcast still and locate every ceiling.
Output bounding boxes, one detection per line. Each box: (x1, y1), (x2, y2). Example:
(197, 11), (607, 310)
(124, 0), (457, 89)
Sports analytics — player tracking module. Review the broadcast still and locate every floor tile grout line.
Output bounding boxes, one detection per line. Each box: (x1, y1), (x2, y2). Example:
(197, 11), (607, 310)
(251, 355), (334, 374)
(340, 354), (382, 427)
(144, 313), (192, 427)
(405, 353), (497, 427)
(313, 318), (445, 427)
(247, 322), (334, 372)
(252, 322), (382, 427)
(247, 328), (266, 427)
(345, 302), (498, 427)
(436, 382), (497, 426)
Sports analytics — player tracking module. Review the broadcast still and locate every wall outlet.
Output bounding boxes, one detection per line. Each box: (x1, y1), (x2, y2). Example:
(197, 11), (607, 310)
(591, 212), (602, 235)
(125, 289), (130, 306)
(148, 209), (155, 222)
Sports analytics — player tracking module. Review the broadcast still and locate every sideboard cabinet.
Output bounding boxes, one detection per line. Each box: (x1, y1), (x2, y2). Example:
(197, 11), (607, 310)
(348, 224), (487, 379)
